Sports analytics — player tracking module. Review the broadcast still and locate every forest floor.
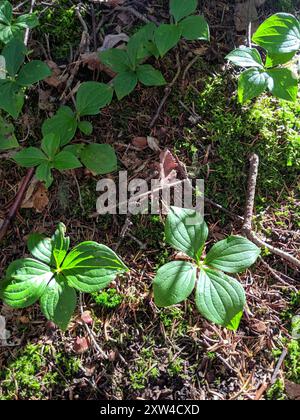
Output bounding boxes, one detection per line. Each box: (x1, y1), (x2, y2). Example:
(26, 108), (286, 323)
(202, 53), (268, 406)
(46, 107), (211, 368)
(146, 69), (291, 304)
(0, 0), (299, 400)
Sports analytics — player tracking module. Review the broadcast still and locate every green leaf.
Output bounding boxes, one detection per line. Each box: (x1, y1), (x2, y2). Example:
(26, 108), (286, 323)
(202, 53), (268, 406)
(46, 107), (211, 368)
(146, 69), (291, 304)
(0, 80), (24, 118)
(165, 206), (208, 262)
(113, 71), (138, 100)
(53, 151), (82, 170)
(226, 47), (264, 68)
(16, 60), (51, 86)
(76, 82), (113, 116)
(127, 25), (159, 66)
(133, 23), (158, 61)
(205, 236), (261, 273)
(0, 23), (25, 43)
(63, 143), (85, 158)
(238, 68), (268, 103)
(179, 15), (210, 41)
(13, 147), (47, 167)
(28, 224), (70, 268)
(136, 64), (166, 86)
(36, 162), (53, 188)
(195, 268), (245, 329)
(266, 68), (298, 102)
(27, 233), (53, 265)
(40, 275), (76, 330)
(252, 13), (300, 54)
(42, 106), (77, 147)
(51, 223), (70, 268)
(15, 13), (39, 29)
(226, 311), (243, 331)
(265, 51), (296, 67)
(0, 1), (12, 25)
(170, 0), (197, 23)
(0, 259), (53, 309)
(2, 38), (26, 76)
(99, 48), (130, 72)
(153, 261), (196, 307)
(0, 116), (18, 150)
(80, 144), (117, 175)
(154, 24), (182, 57)
(61, 242), (128, 293)
(78, 120), (93, 135)
(41, 133), (60, 159)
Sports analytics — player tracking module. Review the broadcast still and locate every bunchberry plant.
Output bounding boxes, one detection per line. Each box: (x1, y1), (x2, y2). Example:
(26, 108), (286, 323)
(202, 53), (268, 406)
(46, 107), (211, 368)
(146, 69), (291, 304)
(99, 27), (167, 100)
(0, 38), (51, 118)
(0, 114), (18, 150)
(13, 132), (117, 187)
(0, 0), (39, 44)
(13, 133), (82, 187)
(155, 0), (210, 57)
(0, 223), (128, 330)
(153, 207), (261, 330)
(227, 13), (300, 103)
(99, 0), (209, 99)
(42, 81), (114, 145)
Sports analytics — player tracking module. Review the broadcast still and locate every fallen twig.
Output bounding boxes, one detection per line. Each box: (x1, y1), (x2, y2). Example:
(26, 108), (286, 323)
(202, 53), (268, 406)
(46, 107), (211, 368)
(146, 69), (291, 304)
(0, 168), (35, 243)
(242, 154), (300, 270)
(150, 53), (181, 128)
(270, 348), (288, 385)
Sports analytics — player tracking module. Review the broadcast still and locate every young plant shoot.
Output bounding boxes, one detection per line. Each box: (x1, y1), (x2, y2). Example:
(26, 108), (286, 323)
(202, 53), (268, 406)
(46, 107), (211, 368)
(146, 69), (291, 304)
(226, 13), (300, 103)
(0, 38), (51, 118)
(153, 207), (261, 330)
(0, 0), (39, 44)
(0, 223), (129, 330)
(99, 0), (209, 99)
(42, 81), (114, 145)
(13, 132), (118, 187)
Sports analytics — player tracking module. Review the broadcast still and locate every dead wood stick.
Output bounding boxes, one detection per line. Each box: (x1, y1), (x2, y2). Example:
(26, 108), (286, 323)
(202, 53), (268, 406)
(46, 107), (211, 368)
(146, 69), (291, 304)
(270, 348), (288, 385)
(116, 6), (150, 24)
(150, 53), (181, 128)
(243, 154), (300, 270)
(242, 153), (259, 233)
(0, 168), (35, 242)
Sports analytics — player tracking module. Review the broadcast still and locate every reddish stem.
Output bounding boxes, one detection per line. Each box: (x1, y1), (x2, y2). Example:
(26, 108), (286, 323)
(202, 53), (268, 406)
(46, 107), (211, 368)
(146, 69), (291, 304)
(0, 168), (35, 242)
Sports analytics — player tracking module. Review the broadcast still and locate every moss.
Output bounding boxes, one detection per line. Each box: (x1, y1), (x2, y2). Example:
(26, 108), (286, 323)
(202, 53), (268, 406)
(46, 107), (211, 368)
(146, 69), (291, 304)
(0, 343), (80, 400)
(267, 339), (300, 400)
(128, 346), (159, 390)
(159, 306), (188, 336)
(37, 0), (82, 60)
(168, 357), (185, 377)
(177, 72), (299, 222)
(91, 288), (123, 309)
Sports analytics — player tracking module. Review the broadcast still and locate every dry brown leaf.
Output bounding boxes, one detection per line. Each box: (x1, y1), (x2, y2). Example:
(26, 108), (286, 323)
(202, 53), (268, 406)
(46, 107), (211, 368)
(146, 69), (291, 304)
(73, 336), (91, 354)
(21, 179), (49, 213)
(44, 60), (64, 88)
(159, 149), (178, 180)
(81, 52), (116, 77)
(38, 89), (53, 111)
(252, 320), (268, 333)
(80, 311), (93, 326)
(132, 137), (148, 150)
(285, 380), (300, 400)
(147, 136), (161, 152)
(99, 33), (129, 51)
